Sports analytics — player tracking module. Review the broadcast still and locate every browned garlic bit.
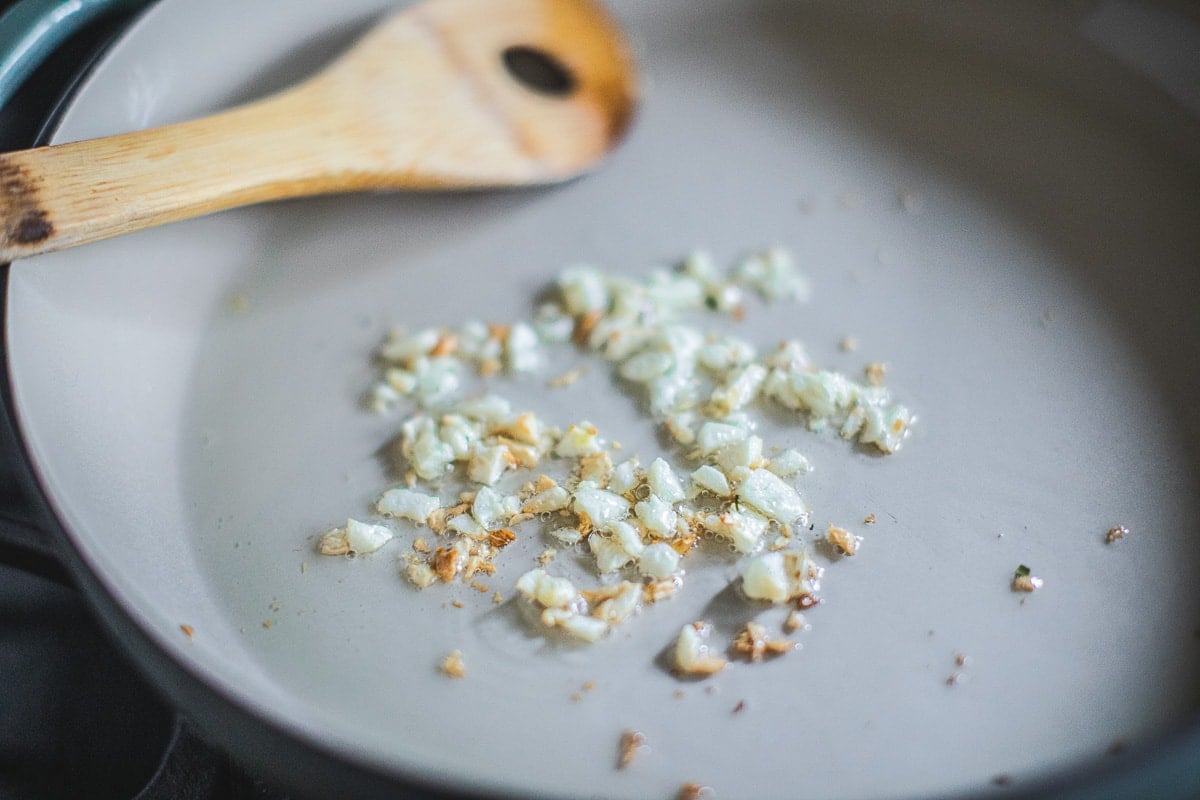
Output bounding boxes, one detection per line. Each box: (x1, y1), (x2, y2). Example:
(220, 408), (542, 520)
(731, 621), (794, 662)
(1011, 565), (1043, 592)
(864, 362), (886, 386)
(547, 366), (586, 389)
(441, 650), (466, 678)
(644, 578), (682, 604)
(826, 523), (861, 556)
(617, 730), (645, 768)
(678, 782), (706, 800)
(1105, 525), (1129, 544)
(675, 621), (727, 676)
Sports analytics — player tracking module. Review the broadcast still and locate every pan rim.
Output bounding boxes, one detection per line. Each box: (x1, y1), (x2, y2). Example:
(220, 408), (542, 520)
(4, 2), (1200, 799)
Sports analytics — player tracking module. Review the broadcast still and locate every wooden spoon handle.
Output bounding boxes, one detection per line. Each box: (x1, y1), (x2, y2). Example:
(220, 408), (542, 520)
(0, 0), (637, 263)
(0, 91), (338, 261)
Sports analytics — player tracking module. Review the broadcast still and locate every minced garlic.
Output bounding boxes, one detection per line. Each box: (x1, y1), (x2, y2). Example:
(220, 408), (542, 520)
(317, 248), (916, 669)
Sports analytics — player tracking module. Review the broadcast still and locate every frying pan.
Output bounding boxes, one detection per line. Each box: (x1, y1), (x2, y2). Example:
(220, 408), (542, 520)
(4, 1), (1200, 798)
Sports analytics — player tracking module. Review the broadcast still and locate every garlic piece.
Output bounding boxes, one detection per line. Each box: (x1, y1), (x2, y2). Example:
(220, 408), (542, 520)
(376, 488), (440, 524)
(675, 621), (726, 676)
(344, 518), (393, 554)
(737, 469), (808, 525)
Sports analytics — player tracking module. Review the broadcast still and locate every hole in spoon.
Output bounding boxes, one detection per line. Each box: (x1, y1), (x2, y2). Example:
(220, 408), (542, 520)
(502, 46), (577, 97)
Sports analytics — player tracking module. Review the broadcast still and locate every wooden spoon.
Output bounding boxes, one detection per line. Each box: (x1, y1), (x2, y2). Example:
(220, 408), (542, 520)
(0, 0), (637, 262)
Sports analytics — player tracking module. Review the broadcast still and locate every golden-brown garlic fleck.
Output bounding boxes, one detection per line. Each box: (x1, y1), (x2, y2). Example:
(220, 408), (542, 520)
(433, 547), (462, 583)
(668, 532), (699, 556)
(826, 523), (860, 556)
(731, 621), (794, 662)
(547, 366), (586, 389)
(579, 451), (614, 486)
(573, 309), (603, 345)
(643, 579), (681, 604)
(864, 362), (886, 386)
(617, 729), (645, 768)
(675, 621), (728, 676)
(1012, 574), (1043, 592)
(488, 529), (517, 548)
(579, 584), (627, 605)
(317, 530), (350, 556)
(429, 333), (459, 358)
(426, 508), (449, 535)
(1012, 565), (1044, 592)
(441, 650), (466, 678)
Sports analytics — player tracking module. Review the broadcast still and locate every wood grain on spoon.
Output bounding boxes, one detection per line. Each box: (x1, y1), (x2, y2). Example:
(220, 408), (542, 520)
(0, 0), (637, 262)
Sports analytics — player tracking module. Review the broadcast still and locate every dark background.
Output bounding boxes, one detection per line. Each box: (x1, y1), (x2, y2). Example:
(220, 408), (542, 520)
(0, 2), (250, 798)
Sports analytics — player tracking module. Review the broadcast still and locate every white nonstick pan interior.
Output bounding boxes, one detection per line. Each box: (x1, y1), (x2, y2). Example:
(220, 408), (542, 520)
(7, 1), (1200, 798)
